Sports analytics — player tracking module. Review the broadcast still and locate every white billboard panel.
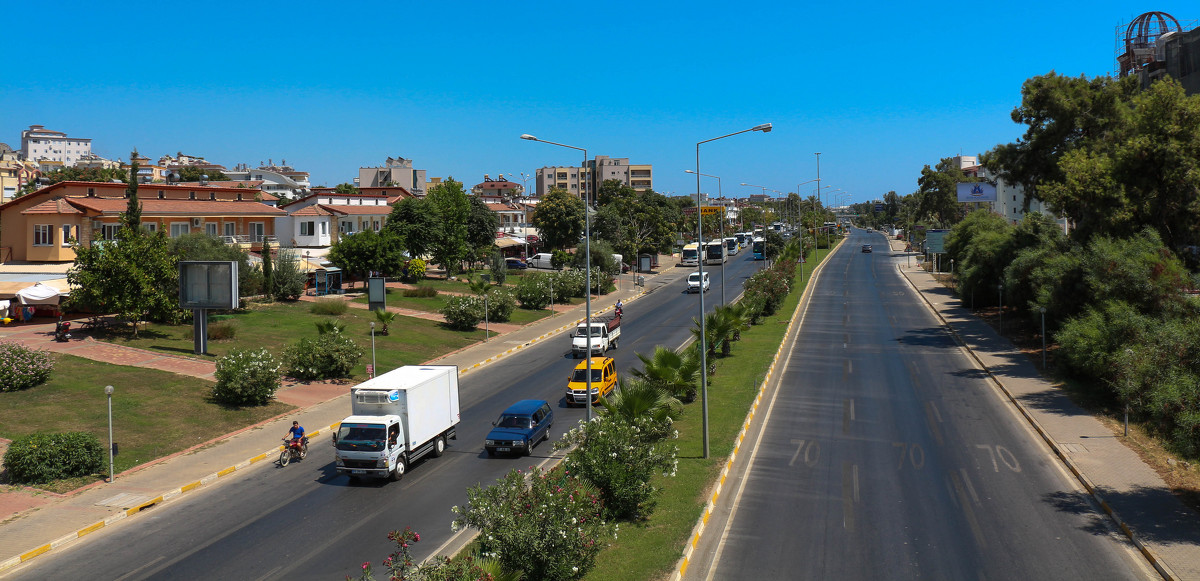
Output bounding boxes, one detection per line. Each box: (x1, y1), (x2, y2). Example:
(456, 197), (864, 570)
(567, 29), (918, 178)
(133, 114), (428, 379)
(956, 182), (997, 202)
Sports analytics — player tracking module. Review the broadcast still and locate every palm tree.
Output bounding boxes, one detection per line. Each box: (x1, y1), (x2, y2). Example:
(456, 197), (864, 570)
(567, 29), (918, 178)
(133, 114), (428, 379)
(692, 311), (734, 358)
(633, 346), (700, 403)
(315, 318), (346, 335)
(719, 303), (751, 342)
(372, 308), (398, 335)
(600, 377), (680, 426)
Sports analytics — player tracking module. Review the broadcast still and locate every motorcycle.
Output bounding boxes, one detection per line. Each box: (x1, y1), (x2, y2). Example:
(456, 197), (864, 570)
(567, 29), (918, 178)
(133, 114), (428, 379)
(279, 436), (309, 466)
(614, 305), (623, 318)
(55, 317), (72, 342)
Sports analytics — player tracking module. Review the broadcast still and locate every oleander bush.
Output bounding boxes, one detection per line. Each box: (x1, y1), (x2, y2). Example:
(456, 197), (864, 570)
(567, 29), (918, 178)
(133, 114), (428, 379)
(282, 333), (364, 380)
(0, 341), (54, 392)
(556, 414), (678, 521)
(3, 432), (103, 484)
(484, 288), (516, 323)
(514, 273), (553, 310)
(440, 295), (485, 331)
(212, 347), (281, 406)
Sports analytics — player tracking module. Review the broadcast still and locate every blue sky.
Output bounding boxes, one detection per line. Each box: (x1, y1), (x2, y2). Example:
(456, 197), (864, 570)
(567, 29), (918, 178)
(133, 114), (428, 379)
(5, 1), (1194, 205)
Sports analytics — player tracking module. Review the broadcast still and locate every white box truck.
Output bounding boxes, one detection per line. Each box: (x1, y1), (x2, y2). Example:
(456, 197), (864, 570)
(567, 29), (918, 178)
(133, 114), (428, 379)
(571, 313), (621, 358)
(333, 365), (461, 482)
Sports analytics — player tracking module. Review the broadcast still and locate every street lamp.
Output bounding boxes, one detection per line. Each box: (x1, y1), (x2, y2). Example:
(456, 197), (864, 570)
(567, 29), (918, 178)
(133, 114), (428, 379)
(696, 122), (772, 458)
(370, 322), (376, 379)
(105, 385), (114, 483)
(686, 169), (727, 306)
(522, 133), (595, 423)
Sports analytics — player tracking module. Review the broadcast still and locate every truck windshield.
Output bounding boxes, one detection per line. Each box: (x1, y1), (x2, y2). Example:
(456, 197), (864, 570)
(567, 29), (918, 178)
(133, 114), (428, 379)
(575, 326), (604, 337)
(572, 368), (604, 382)
(335, 423), (387, 452)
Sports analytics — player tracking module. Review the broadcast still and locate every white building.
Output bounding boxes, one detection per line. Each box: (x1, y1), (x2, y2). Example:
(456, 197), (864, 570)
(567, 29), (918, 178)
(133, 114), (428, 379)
(225, 160), (311, 201)
(278, 191), (392, 248)
(20, 125), (92, 166)
(358, 157), (427, 198)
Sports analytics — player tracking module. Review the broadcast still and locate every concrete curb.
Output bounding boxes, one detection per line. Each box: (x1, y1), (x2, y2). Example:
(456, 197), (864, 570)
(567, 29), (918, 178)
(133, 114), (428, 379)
(670, 246), (840, 580)
(896, 263), (1179, 581)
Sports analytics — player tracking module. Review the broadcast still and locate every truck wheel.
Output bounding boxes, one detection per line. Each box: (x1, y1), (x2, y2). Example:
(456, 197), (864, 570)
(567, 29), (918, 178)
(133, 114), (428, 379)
(390, 457), (406, 481)
(433, 436), (446, 458)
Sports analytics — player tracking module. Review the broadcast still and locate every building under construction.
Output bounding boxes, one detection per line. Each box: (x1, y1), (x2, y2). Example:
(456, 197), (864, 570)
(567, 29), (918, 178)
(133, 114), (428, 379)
(1116, 11), (1200, 93)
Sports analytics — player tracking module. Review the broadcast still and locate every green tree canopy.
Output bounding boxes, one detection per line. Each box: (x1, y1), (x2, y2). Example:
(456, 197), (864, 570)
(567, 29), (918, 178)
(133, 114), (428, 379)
(177, 166), (229, 181)
(531, 188), (585, 249)
(466, 195), (500, 252)
(66, 227), (180, 335)
(333, 183), (361, 195)
(426, 178), (472, 273)
(383, 197), (439, 259)
(327, 228), (406, 286)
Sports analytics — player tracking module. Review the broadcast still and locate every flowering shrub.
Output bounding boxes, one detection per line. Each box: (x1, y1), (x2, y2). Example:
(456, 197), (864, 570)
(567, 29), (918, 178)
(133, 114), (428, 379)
(405, 258), (427, 283)
(347, 528), (515, 581)
(514, 273), (552, 310)
(212, 348), (281, 406)
(452, 465), (612, 580)
(555, 416), (678, 521)
(485, 288), (516, 322)
(3, 432), (103, 484)
(0, 341), (54, 392)
(281, 333), (364, 380)
(440, 295), (485, 331)
(553, 269), (586, 299)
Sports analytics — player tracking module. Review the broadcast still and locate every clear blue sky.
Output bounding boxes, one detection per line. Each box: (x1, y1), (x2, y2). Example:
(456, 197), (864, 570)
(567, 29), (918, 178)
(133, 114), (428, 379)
(5, 1), (1193, 205)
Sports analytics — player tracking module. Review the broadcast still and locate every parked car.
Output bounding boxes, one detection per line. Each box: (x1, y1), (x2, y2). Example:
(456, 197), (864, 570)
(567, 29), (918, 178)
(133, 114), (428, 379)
(485, 400), (554, 457)
(687, 271), (711, 293)
(505, 258), (528, 269)
(529, 252), (557, 269)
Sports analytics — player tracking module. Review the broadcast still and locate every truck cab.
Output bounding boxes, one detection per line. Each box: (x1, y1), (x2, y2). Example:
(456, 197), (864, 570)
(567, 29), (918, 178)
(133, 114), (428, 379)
(566, 356), (617, 406)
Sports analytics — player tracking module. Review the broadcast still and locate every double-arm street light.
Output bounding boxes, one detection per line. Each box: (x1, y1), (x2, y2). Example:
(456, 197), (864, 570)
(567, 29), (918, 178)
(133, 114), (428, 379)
(521, 134), (595, 423)
(697, 122), (772, 458)
(686, 169), (729, 306)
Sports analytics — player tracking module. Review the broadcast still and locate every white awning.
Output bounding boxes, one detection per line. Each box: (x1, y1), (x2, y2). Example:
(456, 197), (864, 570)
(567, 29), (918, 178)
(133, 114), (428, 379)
(16, 282), (62, 305)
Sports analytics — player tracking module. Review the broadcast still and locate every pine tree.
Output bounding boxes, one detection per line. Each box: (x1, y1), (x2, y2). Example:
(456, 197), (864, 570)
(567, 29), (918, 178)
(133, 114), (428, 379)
(262, 239), (274, 300)
(122, 149), (142, 230)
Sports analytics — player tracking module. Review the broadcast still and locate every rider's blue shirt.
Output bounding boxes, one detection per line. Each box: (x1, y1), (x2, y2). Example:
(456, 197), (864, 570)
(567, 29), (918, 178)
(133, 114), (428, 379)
(288, 425), (305, 439)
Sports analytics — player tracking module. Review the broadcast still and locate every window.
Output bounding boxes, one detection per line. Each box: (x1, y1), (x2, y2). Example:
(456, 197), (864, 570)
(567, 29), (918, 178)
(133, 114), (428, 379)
(248, 222), (265, 242)
(170, 222), (190, 237)
(300, 221), (315, 236)
(61, 224), (74, 246)
(209, 192), (216, 200)
(340, 220), (355, 234)
(206, 223), (218, 236)
(144, 222), (158, 233)
(158, 191), (165, 199)
(102, 224), (121, 240)
(34, 224), (52, 246)
(224, 222), (236, 237)
(87, 187), (95, 196)
(321, 222), (328, 235)
(189, 191), (196, 200)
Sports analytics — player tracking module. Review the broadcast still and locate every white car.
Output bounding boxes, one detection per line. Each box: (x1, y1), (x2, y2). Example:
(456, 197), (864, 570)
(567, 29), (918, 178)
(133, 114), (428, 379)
(687, 271), (711, 293)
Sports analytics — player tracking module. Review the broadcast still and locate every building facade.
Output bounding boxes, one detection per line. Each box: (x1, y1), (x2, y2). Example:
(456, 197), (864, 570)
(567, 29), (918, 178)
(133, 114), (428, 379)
(278, 191), (393, 248)
(0, 181), (284, 263)
(533, 155), (653, 201)
(358, 157), (427, 198)
(225, 160), (311, 200)
(20, 125), (92, 166)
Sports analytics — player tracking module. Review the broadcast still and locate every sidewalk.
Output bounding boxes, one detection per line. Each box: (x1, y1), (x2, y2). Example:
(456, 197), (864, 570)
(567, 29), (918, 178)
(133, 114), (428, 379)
(0, 267), (672, 574)
(891, 238), (1200, 580)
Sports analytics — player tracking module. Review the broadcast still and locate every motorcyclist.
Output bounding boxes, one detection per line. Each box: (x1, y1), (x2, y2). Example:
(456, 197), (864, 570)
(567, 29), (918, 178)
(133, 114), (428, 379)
(615, 300), (623, 317)
(285, 421), (306, 450)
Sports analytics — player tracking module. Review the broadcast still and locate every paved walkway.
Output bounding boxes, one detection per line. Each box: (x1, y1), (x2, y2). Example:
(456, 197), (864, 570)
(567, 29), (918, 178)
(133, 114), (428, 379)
(0, 267), (674, 575)
(891, 238), (1200, 580)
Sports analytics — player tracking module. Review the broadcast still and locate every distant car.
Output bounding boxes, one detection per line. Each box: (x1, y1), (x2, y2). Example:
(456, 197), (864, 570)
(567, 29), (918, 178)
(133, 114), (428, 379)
(485, 400), (554, 457)
(687, 271), (711, 293)
(861, 244), (872, 253)
(505, 258), (528, 269)
(529, 252), (557, 269)
(620, 262), (630, 273)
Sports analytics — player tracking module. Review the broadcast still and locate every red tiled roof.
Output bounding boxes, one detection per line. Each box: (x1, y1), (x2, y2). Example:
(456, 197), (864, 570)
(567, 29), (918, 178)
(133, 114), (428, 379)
(291, 205), (335, 216)
(476, 181), (520, 189)
(317, 204), (393, 216)
(66, 197), (286, 216)
(22, 198), (83, 215)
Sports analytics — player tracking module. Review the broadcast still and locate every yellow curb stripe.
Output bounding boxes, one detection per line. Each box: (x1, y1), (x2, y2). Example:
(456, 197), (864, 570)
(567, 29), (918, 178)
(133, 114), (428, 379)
(248, 453), (269, 464)
(77, 521), (105, 537)
(181, 480), (202, 493)
(20, 545), (51, 561)
(217, 466), (237, 477)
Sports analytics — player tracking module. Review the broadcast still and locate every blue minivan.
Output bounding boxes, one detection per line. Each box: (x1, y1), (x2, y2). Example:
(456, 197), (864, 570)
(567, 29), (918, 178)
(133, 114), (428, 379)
(485, 400), (554, 456)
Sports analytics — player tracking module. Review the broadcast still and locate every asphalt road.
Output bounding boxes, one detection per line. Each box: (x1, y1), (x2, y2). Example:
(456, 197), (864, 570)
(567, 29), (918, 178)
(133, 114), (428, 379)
(7, 252), (765, 580)
(687, 229), (1152, 580)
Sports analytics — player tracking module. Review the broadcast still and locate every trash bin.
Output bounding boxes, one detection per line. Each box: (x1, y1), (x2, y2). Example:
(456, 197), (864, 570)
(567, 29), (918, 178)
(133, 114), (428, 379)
(637, 276), (646, 287)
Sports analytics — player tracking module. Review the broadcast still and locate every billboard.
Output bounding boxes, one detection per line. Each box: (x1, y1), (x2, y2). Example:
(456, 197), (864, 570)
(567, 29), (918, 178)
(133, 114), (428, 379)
(956, 182), (997, 202)
(926, 230), (949, 254)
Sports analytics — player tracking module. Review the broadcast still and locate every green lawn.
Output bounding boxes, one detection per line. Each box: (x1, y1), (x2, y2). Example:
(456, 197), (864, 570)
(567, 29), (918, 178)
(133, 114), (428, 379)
(88, 301), (490, 378)
(0, 353), (291, 491)
(582, 247), (834, 581)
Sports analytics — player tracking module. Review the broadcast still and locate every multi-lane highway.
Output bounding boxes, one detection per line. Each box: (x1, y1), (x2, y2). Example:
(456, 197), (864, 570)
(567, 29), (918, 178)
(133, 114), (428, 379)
(687, 229), (1152, 580)
(6, 251), (766, 580)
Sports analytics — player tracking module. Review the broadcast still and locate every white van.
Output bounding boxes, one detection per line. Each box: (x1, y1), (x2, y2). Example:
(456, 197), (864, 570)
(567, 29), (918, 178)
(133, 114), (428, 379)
(687, 271), (710, 293)
(529, 253), (556, 269)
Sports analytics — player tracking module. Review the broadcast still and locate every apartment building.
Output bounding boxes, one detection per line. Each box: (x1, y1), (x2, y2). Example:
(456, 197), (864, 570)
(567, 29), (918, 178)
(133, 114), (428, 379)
(358, 157), (427, 198)
(533, 155), (653, 201)
(20, 125), (92, 166)
(225, 160), (311, 200)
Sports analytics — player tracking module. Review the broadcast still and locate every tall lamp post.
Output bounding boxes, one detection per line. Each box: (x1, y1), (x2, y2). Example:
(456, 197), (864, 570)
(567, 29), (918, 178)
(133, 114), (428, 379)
(522, 134), (595, 423)
(105, 385), (114, 483)
(685, 169), (726, 306)
(697, 122), (772, 458)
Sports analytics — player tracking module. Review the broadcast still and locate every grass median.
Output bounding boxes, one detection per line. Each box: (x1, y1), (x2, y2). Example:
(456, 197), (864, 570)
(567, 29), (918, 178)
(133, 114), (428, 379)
(582, 246), (835, 581)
